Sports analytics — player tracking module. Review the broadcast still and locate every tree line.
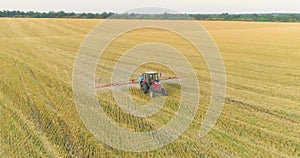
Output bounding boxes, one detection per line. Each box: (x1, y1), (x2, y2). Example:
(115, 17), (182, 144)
(190, 13), (300, 22)
(1, 10), (299, 22)
(0, 10), (114, 19)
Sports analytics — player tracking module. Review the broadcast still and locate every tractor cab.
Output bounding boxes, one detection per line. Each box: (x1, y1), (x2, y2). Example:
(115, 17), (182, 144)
(143, 72), (159, 83)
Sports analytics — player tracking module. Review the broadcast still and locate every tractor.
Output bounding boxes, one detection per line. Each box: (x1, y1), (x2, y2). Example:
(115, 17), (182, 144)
(138, 72), (168, 98)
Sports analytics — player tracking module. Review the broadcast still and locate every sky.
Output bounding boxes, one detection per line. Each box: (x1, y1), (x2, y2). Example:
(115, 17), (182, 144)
(1, 0), (300, 14)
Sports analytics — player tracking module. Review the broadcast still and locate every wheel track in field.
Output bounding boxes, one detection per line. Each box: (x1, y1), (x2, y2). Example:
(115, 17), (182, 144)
(4, 21), (74, 86)
(226, 97), (299, 124)
(26, 62), (58, 112)
(171, 102), (298, 157)
(3, 100), (61, 158)
(15, 46), (66, 116)
(0, 141), (8, 157)
(14, 60), (61, 157)
(211, 127), (292, 157)
(0, 92), (10, 157)
(14, 45), (82, 156)
(15, 46), (60, 123)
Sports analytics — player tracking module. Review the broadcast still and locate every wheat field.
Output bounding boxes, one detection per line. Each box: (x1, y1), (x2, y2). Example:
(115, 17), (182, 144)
(0, 18), (300, 157)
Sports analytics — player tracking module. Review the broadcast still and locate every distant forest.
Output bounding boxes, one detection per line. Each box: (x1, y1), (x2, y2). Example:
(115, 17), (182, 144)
(1, 10), (300, 22)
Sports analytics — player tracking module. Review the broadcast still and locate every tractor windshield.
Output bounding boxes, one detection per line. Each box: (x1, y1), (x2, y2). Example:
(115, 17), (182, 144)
(148, 73), (159, 82)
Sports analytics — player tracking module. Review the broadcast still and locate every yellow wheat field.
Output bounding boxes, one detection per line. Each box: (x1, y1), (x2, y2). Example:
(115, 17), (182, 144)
(0, 18), (299, 157)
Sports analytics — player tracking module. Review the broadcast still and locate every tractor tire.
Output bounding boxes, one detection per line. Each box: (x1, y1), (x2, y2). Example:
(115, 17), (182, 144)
(149, 85), (156, 98)
(149, 90), (155, 98)
(141, 82), (148, 94)
(161, 88), (168, 96)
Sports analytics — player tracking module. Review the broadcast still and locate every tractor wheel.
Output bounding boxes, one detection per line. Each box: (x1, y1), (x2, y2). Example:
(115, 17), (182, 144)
(141, 82), (148, 94)
(149, 85), (156, 98)
(149, 90), (155, 98)
(161, 88), (168, 96)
